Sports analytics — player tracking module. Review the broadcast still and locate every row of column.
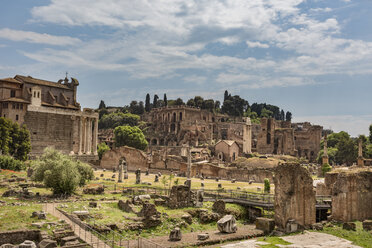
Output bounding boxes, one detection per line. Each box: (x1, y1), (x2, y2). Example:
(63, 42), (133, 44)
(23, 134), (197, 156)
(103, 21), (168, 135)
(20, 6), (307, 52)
(78, 116), (98, 155)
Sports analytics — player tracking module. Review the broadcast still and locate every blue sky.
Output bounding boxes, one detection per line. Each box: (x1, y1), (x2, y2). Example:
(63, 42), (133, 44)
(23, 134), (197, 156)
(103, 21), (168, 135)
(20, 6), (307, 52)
(0, 0), (371, 137)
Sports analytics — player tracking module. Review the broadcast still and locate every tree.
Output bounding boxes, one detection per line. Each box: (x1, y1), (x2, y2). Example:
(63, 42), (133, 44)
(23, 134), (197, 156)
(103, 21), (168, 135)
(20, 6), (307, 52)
(32, 148), (94, 195)
(0, 155), (25, 171)
(145, 93), (151, 112)
(97, 142), (110, 160)
(174, 98), (184, 106)
(161, 175), (169, 191)
(99, 112), (140, 129)
(194, 96), (204, 108)
(204, 99), (215, 112)
(260, 108), (273, 118)
(129, 101), (145, 115)
(186, 99), (195, 107)
(0, 117), (30, 161)
(285, 111), (292, 122)
(153, 94), (159, 108)
(369, 124), (372, 144)
(224, 90), (229, 102)
(321, 163), (332, 176)
(98, 100), (106, 109)
(280, 110), (285, 121)
(335, 136), (357, 165)
(264, 178), (270, 193)
(215, 100), (221, 110)
(164, 94), (168, 107)
(114, 125), (148, 150)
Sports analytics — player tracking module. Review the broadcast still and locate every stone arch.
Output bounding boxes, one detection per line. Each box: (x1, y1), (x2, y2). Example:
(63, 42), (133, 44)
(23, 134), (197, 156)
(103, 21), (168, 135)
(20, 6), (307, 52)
(170, 123), (176, 132)
(160, 138), (165, 146)
(218, 152), (224, 161)
(152, 139), (158, 145)
(172, 112), (177, 122)
(179, 112), (183, 121)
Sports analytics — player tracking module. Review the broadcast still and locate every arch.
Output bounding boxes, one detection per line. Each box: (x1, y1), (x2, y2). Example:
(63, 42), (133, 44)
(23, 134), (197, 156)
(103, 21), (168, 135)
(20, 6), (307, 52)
(218, 152), (224, 161)
(179, 112), (183, 121)
(173, 112), (177, 122)
(160, 138), (165, 146)
(171, 123), (176, 132)
(152, 139), (158, 145)
(267, 133), (271, 145)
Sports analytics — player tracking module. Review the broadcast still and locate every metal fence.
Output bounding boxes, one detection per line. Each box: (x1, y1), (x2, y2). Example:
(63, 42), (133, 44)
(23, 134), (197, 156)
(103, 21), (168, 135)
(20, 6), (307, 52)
(137, 238), (164, 248)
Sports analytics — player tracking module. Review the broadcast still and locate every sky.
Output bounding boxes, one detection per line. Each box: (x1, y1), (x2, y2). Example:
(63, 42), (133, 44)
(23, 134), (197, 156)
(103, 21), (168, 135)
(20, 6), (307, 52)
(0, 0), (371, 137)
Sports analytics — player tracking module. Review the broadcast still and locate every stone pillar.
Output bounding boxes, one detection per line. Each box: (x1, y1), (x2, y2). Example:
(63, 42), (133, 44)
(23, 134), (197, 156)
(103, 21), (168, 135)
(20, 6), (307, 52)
(322, 134), (329, 165)
(274, 163), (316, 231)
(124, 161), (128, 179)
(357, 139), (364, 167)
(243, 117), (252, 154)
(135, 169), (141, 184)
(87, 118), (92, 155)
(84, 117), (89, 154)
(93, 117), (98, 155)
(78, 116), (83, 155)
(118, 160), (123, 183)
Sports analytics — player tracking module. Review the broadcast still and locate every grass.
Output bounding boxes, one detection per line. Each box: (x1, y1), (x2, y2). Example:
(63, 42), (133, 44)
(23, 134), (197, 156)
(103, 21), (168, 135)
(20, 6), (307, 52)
(316, 221), (372, 248)
(256, 237), (292, 248)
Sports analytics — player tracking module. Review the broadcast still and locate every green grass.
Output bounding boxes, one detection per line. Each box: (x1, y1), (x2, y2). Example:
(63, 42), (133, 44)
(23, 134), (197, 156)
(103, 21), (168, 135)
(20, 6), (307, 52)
(256, 237), (292, 248)
(316, 222), (372, 248)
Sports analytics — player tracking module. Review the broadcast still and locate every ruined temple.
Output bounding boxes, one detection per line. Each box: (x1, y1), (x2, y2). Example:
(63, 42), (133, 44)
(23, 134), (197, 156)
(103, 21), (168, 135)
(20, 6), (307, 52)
(0, 75), (98, 160)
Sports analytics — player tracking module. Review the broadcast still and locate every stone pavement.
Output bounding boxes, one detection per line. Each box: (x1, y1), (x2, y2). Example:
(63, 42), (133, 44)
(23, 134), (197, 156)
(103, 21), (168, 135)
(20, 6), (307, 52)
(220, 231), (362, 248)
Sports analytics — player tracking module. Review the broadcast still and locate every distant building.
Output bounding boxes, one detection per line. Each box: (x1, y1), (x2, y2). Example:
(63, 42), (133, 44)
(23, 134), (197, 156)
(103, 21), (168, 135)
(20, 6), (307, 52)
(215, 140), (239, 162)
(0, 75), (98, 160)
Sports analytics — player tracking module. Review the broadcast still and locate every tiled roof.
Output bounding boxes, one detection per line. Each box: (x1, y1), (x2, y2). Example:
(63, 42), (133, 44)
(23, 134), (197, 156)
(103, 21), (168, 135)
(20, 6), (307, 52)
(216, 140), (237, 146)
(14, 75), (71, 90)
(41, 101), (79, 110)
(0, 78), (22, 84)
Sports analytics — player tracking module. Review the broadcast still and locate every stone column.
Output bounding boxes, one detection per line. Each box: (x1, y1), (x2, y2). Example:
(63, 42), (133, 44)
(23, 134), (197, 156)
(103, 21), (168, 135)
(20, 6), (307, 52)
(322, 134), (329, 165)
(243, 117), (252, 154)
(93, 118), (98, 155)
(84, 117), (89, 154)
(87, 118), (92, 155)
(78, 116), (83, 155)
(357, 139), (364, 167)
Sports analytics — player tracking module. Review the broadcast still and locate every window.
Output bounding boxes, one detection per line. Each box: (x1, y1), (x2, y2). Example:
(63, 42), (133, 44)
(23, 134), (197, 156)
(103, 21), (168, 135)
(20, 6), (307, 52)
(37, 92), (40, 98)
(16, 115), (19, 121)
(33, 91), (36, 97)
(16, 103), (19, 109)
(10, 90), (15, 97)
(20, 104), (23, 110)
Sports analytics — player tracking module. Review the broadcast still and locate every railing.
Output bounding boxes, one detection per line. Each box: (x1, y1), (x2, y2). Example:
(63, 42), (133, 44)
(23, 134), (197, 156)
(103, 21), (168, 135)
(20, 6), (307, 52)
(137, 238), (164, 248)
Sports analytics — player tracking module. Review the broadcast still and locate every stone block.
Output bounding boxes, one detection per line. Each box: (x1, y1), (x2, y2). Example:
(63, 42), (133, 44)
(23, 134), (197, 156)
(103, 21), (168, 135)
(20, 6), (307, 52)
(197, 233), (209, 241)
(212, 200), (225, 214)
(169, 227), (181, 241)
(217, 215), (237, 233)
(362, 220), (372, 231)
(181, 213), (192, 225)
(342, 222), (356, 231)
(38, 239), (57, 248)
(18, 241), (36, 248)
(255, 217), (275, 234)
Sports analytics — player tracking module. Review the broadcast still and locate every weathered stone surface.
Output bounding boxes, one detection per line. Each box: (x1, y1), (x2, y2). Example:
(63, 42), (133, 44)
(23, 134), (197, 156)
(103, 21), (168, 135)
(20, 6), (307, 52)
(274, 163), (316, 231)
(125, 222), (144, 231)
(311, 223), (324, 231)
(342, 222), (356, 231)
(212, 200), (225, 214)
(38, 239), (57, 248)
(255, 217), (275, 234)
(83, 186), (104, 195)
(217, 215), (237, 233)
(181, 213), (192, 225)
(72, 211), (90, 221)
(154, 199), (166, 206)
(168, 185), (196, 209)
(0, 244), (15, 248)
(138, 203), (161, 228)
(331, 169), (372, 222)
(118, 200), (135, 213)
(169, 227), (182, 241)
(18, 240), (36, 248)
(362, 220), (372, 231)
(197, 233), (209, 241)
(200, 212), (220, 224)
(89, 202), (97, 208)
(135, 169), (141, 184)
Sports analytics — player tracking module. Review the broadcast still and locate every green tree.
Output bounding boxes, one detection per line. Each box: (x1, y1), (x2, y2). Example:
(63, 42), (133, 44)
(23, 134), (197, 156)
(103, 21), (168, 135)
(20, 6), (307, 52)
(98, 100), (106, 109)
(369, 124), (372, 143)
(0, 155), (25, 171)
(194, 96), (204, 108)
(260, 108), (273, 118)
(186, 98), (195, 107)
(0, 117), (30, 161)
(32, 148), (93, 195)
(321, 163), (332, 176)
(114, 125), (148, 150)
(280, 110), (285, 121)
(285, 111), (292, 122)
(97, 142), (110, 160)
(163, 94), (168, 107)
(174, 98), (184, 106)
(129, 101), (145, 115)
(317, 147), (338, 165)
(145, 93), (151, 112)
(153, 94), (159, 108)
(335, 135), (357, 165)
(99, 112), (140, 129)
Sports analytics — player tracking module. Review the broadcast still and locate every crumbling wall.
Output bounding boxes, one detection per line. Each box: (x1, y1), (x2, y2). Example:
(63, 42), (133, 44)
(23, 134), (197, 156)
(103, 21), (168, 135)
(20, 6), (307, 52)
(100, 146), (149, 171)
(0, 230), (41, 245)
(274, 163), (316, 230)
(331, 169), (372, 222)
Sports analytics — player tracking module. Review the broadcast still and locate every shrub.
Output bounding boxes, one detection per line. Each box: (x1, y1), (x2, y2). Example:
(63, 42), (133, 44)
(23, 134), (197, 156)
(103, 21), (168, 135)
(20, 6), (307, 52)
(0, 155), (25, 171)
(97, 142), (110, 160)
(32, 148), (94, 195)
(321, 163), (332, 176)
(264, 178), (270, 193)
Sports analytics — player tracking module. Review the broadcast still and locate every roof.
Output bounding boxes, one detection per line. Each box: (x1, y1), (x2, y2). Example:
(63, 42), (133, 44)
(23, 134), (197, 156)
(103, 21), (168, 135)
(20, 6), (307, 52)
(0, 97), (30, 103)
(0, 78), (22, 84)
(41, 101), (79, 110)
(216, 140), (237, 147)
(14, 75), (72, 90)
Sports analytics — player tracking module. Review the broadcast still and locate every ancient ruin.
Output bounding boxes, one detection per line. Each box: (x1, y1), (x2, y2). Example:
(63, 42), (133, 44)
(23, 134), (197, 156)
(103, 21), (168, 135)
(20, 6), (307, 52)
(274, 163), (316, 231)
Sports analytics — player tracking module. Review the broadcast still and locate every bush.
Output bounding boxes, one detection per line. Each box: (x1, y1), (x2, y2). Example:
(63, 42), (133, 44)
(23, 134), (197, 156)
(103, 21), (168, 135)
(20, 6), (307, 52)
(32, 148), (94, 195)
(97, 143), (110, 160)
(321, 163), (332, 176)
(264, 178), (270, 193)
(0, 155), (25, 171)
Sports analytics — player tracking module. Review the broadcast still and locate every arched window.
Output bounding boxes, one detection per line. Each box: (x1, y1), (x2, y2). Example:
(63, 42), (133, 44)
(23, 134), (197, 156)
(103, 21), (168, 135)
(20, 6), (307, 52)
(179, 112), (183, 121)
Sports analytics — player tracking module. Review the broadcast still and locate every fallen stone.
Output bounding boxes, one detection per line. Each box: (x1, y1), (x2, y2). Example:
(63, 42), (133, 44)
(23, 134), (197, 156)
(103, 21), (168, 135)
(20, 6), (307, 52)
(362, 220), (372, 231)
(72, 210), (90, 220)
(38, 239), (57, 248)
(169, 227), (182, 241)
(118, 200), (135, 213)
(312, 223), (324, 231)
(154, 198), (166, 206)
(181, 213), (192, 225)
(255, 217), (275, 234)
(217, 215), (237, 233)
(197, 233), (209, 241)
(212, 200), (225, 214)
(89, 201), (97, 208)
(343, 222), (356, 231)
(0, 244), (15, 248)
(18, 240), (36, 248)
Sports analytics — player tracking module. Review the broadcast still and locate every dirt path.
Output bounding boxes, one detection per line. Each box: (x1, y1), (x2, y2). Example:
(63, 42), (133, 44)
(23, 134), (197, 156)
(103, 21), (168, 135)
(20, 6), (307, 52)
(44, 202), (113, 248)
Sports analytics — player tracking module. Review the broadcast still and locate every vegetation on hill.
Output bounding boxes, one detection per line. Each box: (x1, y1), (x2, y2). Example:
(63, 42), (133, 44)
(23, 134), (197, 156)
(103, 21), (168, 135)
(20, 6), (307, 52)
(114, 125), (148, 150)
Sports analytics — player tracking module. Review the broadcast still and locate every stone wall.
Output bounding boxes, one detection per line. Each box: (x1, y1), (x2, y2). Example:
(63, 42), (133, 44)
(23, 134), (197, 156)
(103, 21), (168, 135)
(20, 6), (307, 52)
(274, 163), (316, 230)
(100, 146), (149, 171)
(24, 111), (75, 155)
(331, 169), (372, 222)
(0, 230), (41, 245)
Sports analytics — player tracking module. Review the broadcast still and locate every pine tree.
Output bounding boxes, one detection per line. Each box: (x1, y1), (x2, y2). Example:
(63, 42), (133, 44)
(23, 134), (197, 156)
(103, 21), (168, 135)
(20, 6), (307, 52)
(145, 93), (151, 112)
(280, 110), (285, 121)
(153, 94), (159, 108)
(98, 100), (106, 109)
(224, 90), (229, 102)
(285, 111), (292, 122)
(164, 93), (168, 107)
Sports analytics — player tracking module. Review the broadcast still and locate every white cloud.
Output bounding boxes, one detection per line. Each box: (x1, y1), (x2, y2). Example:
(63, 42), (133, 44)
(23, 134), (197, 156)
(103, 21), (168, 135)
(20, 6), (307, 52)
(246, 41), (269, 48)
(0, 28), (81, 46)
(293, 115), (372, 137)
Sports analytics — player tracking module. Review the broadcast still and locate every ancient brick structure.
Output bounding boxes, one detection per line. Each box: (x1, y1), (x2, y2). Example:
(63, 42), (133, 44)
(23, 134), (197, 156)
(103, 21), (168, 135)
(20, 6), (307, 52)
(215, 140), (239, 162)
(274, 163), (316, 230)
(0, 75), (98, 159)
(331, 169), (372, 222)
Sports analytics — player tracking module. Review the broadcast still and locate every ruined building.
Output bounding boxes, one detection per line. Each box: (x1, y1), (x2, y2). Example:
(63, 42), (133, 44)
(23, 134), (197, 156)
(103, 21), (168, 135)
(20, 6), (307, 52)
(143, 106), (322, 162)
(0, 75), (98, 159)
